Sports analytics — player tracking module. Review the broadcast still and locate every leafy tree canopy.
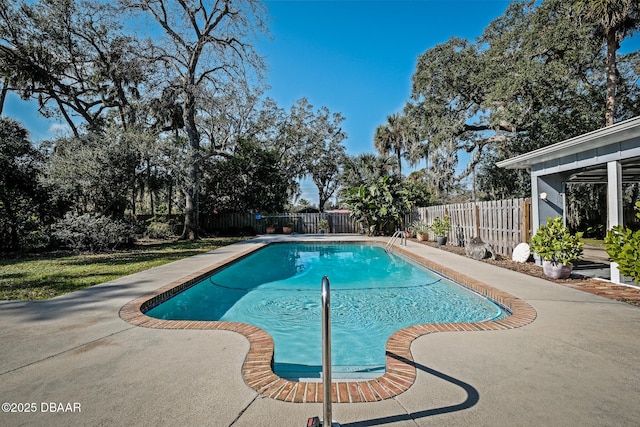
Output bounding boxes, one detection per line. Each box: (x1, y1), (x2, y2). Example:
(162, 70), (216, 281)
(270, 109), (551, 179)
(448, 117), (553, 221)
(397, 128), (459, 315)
(404, 0), (640, 199)
(201, 138), (292, 214)
(0, 118), (57, 251)
(0, 0), (145, 135)
(44, 125), (154, 218)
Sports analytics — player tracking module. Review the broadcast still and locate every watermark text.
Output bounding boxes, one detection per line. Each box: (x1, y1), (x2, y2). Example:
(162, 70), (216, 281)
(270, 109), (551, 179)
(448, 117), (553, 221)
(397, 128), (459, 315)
(2, 402), (81, 413)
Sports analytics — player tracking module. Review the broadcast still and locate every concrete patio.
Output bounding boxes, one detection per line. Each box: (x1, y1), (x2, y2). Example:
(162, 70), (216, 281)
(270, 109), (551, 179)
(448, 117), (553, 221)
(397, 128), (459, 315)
(1, 235), (639, 426)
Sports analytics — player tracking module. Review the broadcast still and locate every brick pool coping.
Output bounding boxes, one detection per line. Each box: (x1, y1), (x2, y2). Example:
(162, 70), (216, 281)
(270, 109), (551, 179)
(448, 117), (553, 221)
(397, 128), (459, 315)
(119, 241), (537, 403)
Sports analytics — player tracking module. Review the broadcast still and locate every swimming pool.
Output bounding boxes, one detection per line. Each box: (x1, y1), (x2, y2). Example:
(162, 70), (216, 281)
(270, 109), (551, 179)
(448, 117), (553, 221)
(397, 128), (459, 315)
(146, 243), (507, 380)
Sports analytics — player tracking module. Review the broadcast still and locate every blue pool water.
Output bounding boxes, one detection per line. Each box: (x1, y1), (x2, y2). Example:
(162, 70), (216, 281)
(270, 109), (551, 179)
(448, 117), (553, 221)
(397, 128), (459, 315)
(146, 243), (505, 380)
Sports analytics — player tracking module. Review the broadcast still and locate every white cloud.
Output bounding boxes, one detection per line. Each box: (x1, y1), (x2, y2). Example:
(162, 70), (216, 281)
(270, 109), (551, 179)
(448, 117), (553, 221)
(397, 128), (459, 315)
(48, 122), (72, 137)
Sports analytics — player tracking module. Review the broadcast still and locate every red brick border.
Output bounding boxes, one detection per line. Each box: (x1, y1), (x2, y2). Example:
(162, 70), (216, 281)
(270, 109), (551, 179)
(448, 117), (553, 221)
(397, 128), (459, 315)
(120, 242), (536, 403)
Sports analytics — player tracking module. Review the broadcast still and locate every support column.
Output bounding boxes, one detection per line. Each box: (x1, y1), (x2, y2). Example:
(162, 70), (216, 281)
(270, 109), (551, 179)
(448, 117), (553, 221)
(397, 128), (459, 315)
(531, 174), (540, 236)
(607, 161), (623, 284)
(533, 173), (567, 266)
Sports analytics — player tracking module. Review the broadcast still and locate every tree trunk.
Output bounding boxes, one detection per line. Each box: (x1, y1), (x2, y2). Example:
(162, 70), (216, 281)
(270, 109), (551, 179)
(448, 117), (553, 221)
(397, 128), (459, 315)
(318, 189), (326, 212)
(0, 82), (7, 116)
(179, 162), (199, 240)
(168, 179), (172, 217)
(605, 29), (618, 127)
(147, 158), (154, 215)
(179, 87), (201, 240)
(131, 188), (136, 216)
(181, 186), (196, 240)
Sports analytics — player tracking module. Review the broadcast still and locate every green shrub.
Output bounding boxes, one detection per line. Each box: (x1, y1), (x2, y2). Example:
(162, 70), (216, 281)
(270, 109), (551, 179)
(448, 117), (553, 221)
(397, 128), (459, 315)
(410, 220), (430, 235)
(52, 213), (134, 252)
(343, 176), (411, 236)
(23, 226), (51, 252)
(605, 202), (640, 284)
(146, 221), (173, 239)
(429, 215), (451, 236)
(146, 216), (176, 239)
(530, 216), (583, 266)
(2, 214), (51, 252)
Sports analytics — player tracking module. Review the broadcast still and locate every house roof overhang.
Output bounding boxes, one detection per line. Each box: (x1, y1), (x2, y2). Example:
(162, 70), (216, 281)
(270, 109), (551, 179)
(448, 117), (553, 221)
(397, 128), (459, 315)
(496, 116), (640, 171)
(496, 117), (640, 169)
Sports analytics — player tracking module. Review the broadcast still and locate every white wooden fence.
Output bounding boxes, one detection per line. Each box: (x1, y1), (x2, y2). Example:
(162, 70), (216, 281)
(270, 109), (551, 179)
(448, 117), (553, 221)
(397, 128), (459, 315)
(412, 198), (532, 256)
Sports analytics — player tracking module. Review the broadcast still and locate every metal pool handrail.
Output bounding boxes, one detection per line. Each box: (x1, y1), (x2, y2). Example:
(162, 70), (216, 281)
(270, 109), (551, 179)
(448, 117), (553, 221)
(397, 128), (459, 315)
(307, 276), (337, 427)
(384, 230), (407, 252)
(321, 275), (333, 427)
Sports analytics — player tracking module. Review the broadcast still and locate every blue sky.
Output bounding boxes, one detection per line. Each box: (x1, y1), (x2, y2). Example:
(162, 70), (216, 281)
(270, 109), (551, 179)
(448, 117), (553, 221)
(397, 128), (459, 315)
(259, 0), (513, 157)
(258, 0), (639, 202)
(260, 0), (512, 202)
(5, 0), (640, 204)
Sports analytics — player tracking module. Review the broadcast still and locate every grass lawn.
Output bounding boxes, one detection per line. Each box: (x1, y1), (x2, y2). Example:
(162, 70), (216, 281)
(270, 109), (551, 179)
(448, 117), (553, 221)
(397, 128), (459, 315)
(0, 237), (248, 301)
(581, 237), (605, 248)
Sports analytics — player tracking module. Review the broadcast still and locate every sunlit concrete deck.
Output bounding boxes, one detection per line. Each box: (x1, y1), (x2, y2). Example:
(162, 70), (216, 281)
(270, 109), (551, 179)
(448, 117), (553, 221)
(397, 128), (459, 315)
(1, 235), (639, 426)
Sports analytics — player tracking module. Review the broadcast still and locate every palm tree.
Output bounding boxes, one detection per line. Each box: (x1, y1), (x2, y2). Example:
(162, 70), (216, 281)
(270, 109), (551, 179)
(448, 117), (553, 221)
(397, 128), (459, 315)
(341, 153), (397, 189)
(374, 117), (397, 174)
(374, 113), (418, 176)
(575, 0), (640, 126)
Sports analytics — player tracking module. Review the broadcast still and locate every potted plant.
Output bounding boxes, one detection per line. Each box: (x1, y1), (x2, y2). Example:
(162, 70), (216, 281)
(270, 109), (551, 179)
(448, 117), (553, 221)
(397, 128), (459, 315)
(317, 219), (329, 234)
(605, 201), (640, 284)
(530, 216), (584, 279)
(429, 215), (451, 245)
(410, 220), (430, 242)
(282, 221), (293, 234)
(264, 217), (276, 234)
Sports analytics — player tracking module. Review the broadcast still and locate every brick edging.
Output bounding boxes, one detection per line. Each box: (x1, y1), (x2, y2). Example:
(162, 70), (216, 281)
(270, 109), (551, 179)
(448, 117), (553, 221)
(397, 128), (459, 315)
(120, 241), (536, 403)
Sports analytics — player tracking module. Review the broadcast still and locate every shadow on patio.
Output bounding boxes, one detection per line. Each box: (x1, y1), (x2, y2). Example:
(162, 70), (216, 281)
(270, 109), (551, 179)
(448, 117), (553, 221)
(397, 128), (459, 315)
(341, 351), (479, 427)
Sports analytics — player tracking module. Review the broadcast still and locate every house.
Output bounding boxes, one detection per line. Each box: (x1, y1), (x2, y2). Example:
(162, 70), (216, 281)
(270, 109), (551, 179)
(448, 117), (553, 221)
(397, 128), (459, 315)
(497, 116), (640, 284)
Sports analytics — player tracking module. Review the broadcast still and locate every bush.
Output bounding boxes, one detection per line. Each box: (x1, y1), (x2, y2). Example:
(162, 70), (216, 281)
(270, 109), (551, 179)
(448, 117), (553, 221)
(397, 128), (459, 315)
(146, 221), (173, 239)
(22, 226), (51, 252)
(429, 215), (451, 236)
(343, 176), (411, 235)
(146, 216), (176, 239)
(605, 202), (640, 284)
(0, 213), (51, 253)
(409, 220), (430, 235)
(530, 216), (583, 266)
(52, 213), (134, 252)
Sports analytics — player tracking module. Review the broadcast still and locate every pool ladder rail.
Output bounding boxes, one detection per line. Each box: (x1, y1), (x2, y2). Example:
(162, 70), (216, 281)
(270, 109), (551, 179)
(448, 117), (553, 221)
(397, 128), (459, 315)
(384, 230), (407, 253)
(307, 276), (340, 427)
